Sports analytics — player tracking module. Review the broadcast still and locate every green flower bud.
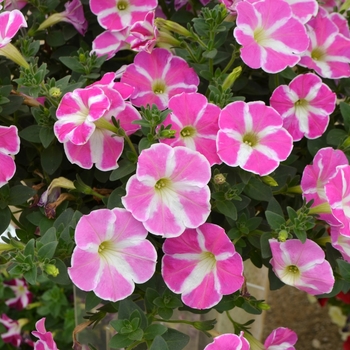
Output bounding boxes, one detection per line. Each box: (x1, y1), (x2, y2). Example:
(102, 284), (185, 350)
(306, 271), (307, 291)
(213, 173), (226, 185)
(278, 230), (289, 242)
(44, 264), (59, 277)
(222, 66), (242, 90)
(261, 175), (278, 187)
(49, 87), (61, 98)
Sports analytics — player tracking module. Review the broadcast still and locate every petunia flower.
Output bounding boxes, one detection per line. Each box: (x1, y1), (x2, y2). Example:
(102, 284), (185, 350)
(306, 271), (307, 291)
(270, 73), (336, 141)
(301, 147), (348, 225)
(89, 0), (158, 31)
(162, 223), (244, 309)
(32, 318), (58, 350)
(264, 327), (297, 350)
(217, 100), (293, 176)
(325, 165), (350, 231)
(68, 208), (157, 302)
(4, 278), (33, 310)
(0, 314), (23, 348)
(298, 9), (350, 79)
(330, 225), (350, 262)
(37, 0), (88, 36)
(0, 125), (20, 188)
(2, 0), (28, 11)
(54, 78), (141, 171)
(122, 143), (211, 238)
(120, 48), (199, 110)
(284, 0), (318, 24)
(269, 238), (335, 295)
(204, 332), (250, 350)
(160, 92), (221, 166)
(233, 0), (309, 73)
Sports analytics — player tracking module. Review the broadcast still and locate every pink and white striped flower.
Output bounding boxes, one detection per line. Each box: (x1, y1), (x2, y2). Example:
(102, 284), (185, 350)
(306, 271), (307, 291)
(89, 0), (157, 31)
(121, 48), (199, 110)
(325, 165), (350, 231)
(0, 9), (27, 49)
(269, 238), (335, 295)
(217, 100), (293, 176)
(0, 314), (22, 348)
(4, 278), (32, 310)
(204, 332), (250, 350)
(122, 143), (211, 238)
(301, 147), (348, 225)
(299, 10), (350, 79)
(160, 92), (221, 166)
(0, 125), (20, 188)
(270, 73), (336, 141)
(32, 318), (58, 350)
(285, 0), (318, 24)
(3, 0), (28, 10)
(330, 225), (350, 263)
(54, 78), (141, 171)
(162, 223), (244, 309)
(233, 0), (309, 73)
(68, 208), (157, 302)
(264, 327), (297, 350)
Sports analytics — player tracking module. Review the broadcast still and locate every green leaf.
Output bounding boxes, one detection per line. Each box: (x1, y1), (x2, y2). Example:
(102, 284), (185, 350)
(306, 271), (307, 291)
(244, 176), (272, 201)
(9, 185), (36, 206)
(216, 200), (237, 220)
(338, 259), (350, 283)
(40, 228), (57, 246)
(41, 144), (63, 174)
(85, 291), (103, 311)
(0, 206), (11, 234)
(326, 128), (347, 147)
(24, 239), (35, 257)
(46, 31), (66, 47)
(161, 329), (189, 350)
(19, 125), (41, 143)
(265, 211), (285, 230)
(144, 324), (168, 340)
(286, 206), (298, 222)
(260, 232), (273, 259)
(150, 335), (169, 350)
(293, 228), (307, 243)
(340, 102), (350, 132)
(202, 49), (218, 59)
(24, 264), (37, 285)
(118, 300), (148, 330)
(129, 328), (144, 341)
(39, 127), (55, 148)
(59, 57), (85, 73)
(38, 241), (58, 260)
(110, 160), (136, 181)
(109, 333), (134, 349)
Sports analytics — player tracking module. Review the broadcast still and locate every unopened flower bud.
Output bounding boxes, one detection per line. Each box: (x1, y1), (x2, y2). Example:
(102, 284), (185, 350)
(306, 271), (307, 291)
(159, 129), (176, 139)
(258, 301), (270, 310)
(79, 53), (86, 63)
(261, 175), (278, 187)
(155, 18), (192, 38)
(222, 66), (242, 90)
(278, 230), (288, 242)
(44, 264), (59, 277)
(49, 87), (61, 98)
(214, 173), (226, 185)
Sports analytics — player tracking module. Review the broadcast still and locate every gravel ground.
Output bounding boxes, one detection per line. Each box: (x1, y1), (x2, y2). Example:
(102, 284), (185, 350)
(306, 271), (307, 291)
(263, 286), (343, 350)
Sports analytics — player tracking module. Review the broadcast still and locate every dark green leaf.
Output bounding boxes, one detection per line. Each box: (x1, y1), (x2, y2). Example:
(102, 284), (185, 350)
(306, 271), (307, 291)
(265, 211), (285, 230)
(19, 125), (41, 143)
(144, 324), (168, 340)
(39, 127), (55, 148)
(110, 160), (136, 181)
(150, 335), (169, 350)
(85, 291), (103, 311)
(338, 259), (350, 283)
(41, 144), (63, 174)
(9, 185), (36, 206)
(244, 177), (272, 201)
(109, 333), (134, 349)
(327, 128), (347, 147)
(38, 241), (58, 260)
(0, 206), (11, 234)
(161, 328), (189, 350)
(216, 200), (237, 220)
(340, 102), (350, 132)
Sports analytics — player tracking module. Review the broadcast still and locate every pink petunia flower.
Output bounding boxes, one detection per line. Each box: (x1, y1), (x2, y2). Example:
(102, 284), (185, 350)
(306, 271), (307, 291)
(233, 0), (309, 73)
(0, 314), (22, 347)
(218, 0), (243, 15)
(284, 0), (318, 24)
(54, 77), (141, 171)
(301, 147), (348, 225)
(122, 143), (211, 238)
(38, 0), (88, 35)
(5, 278), (33, 310)
(264, 327), (297, 350)
(32, 318), (58, 350)
(120, 48), (199, 110)
(325, 165), (350, 231)
(89, 0), (158, 31)
(0, 125), (20, 188)
(160, 92), (221, 166)
(3, 0), (28, 10)
(0, 9), (27, 48)
(162, 223), (244, 309)
(217, 100), (293, 176)
(68, 208), (157, 302)
(298, 10), (350, 79)
(92, 28), (130, 60)
(204, 332), (250, 350)
(269, 238), (335, 295)
(330, 225), (350, 262)
(270, 73), (336, 141)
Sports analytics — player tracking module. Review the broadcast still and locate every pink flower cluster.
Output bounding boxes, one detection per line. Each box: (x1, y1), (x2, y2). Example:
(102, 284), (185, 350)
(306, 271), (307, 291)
(233, 0), (350, 78)
(90, 0), (159, 59)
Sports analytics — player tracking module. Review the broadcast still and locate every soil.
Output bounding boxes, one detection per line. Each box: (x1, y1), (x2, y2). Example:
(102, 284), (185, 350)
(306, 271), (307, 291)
(263, 286), (344, 350)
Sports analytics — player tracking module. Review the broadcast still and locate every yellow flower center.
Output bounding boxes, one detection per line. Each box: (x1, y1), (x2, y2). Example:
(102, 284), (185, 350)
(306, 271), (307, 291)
(242, 132), (259, 147)
(287, 265), (299, 274)
(155, 178), (171, 191)
(117, 0), (128, 10)
(180, 126), (196, 138)
(253, 27), (269, 45)
(152, 80), (166, 94)
(311, 47), (325, 61)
